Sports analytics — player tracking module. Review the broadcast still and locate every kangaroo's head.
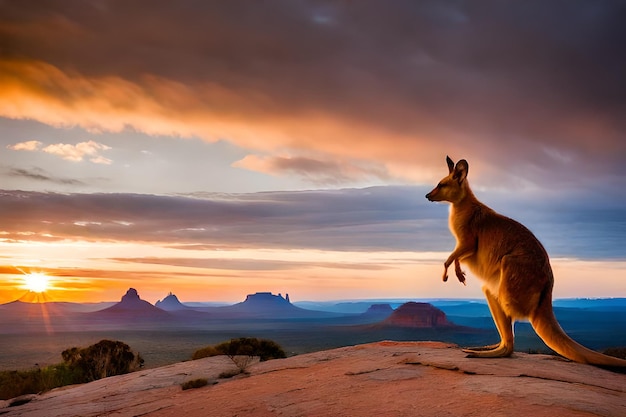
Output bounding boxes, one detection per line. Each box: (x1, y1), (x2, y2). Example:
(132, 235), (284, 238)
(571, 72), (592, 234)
(425, 156), (470, 204)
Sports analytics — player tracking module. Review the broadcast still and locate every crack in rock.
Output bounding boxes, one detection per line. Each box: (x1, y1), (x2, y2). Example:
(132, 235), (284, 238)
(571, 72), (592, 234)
(403, 360), (461, 372)
(404, 360), (626, 393)
(516, 373), (625, 393)
(345, 368), (385, 376)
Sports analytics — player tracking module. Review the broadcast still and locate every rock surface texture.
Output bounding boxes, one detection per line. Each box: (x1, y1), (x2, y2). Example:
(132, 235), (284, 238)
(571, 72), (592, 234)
(2, 341), (624, 417)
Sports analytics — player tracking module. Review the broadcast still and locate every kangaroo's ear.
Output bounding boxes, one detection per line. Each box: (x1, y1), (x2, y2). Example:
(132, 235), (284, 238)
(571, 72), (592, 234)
(453, 159), (469, 184)
(446, 156), (455, 174)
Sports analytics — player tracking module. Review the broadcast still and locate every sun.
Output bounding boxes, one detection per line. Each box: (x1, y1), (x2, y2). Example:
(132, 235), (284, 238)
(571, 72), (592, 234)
(23, 272), (51, 293)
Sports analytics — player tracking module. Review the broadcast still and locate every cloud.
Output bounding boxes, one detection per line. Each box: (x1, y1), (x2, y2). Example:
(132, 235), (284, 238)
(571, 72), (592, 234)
(7, 139), (112, 164)
(6, 140), (42, 151)
(41, 140), (112, 164)
(6, 167), (84, 185)
(0, 187), (623, 259)
(0, 187), (448, 252)
(0, 264), (211, 282)
(0, 1), (624, 191)
(109, 257), (390, 272)
(233, 154), (392, 185)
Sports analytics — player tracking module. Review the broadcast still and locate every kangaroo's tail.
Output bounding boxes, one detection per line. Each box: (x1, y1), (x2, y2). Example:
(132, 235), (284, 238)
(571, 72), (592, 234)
(529, 291), (626, 369)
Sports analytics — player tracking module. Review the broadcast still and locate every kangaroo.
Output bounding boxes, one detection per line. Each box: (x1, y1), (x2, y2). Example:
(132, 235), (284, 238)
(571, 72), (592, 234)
(425, 155), (626, 368)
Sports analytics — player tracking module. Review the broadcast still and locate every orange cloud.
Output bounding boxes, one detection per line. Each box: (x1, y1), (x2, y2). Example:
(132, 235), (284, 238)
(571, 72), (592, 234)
(1, 1), (625, 193)
(6, 140), (42, 151)
(1, 55), (624, 191)
(0, 59), (448, 184)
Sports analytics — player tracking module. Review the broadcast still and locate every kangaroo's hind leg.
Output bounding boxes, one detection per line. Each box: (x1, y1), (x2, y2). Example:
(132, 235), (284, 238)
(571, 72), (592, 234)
(463, 288), (514, 358)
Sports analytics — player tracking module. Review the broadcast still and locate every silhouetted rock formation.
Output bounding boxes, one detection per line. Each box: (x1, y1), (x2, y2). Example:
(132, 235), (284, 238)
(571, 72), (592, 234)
(221, 292), (333, 318)
(244, 292), (291, 307)
(96, 288), (169, 318)
(381, 302), (452, 328)
(155, 292), (189, 311)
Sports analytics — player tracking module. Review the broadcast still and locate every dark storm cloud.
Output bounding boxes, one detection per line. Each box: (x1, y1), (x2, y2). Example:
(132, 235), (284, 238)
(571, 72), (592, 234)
(1, 0), (625, 191)
(0, 187), (623, 259)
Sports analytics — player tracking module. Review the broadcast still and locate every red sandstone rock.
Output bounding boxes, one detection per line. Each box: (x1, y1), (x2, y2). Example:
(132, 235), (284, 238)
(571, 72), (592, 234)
(2, 341), (624, 417)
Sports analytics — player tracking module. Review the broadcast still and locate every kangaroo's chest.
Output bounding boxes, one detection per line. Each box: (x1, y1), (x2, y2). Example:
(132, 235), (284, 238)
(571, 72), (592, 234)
(448, 206), (503, 283)
(448, 206), (478, 245)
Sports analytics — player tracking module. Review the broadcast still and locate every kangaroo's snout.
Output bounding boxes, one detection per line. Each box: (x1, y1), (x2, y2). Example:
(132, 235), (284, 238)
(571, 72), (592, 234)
(425, 188), (438, 202)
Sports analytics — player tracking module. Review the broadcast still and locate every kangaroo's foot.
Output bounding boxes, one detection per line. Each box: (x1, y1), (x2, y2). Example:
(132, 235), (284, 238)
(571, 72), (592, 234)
(462, 344), (513, 358)
(462, 343), (500, 352)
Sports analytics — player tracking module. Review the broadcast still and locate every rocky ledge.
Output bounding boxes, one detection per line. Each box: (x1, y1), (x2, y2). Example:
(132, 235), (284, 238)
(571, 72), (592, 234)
(2, 341), (624, 417)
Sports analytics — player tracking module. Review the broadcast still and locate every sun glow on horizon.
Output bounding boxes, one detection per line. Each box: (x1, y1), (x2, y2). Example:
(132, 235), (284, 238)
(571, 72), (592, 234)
(1, 242), (625, 304)
(23, 272), (51, 293)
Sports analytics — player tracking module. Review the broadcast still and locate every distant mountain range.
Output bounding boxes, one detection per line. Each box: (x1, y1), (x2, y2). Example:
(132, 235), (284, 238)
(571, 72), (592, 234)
(0, 288), (468, 334)
(2, 290), (625, 339)
(2, 292), (626, 374)
(0, 300), (114, 315)
(0, 289), (394, 332)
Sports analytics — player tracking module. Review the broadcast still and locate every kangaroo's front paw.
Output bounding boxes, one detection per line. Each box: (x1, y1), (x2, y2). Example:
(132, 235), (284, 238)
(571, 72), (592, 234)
(455, 269), (466, 285)
(442, 261), (452, 282)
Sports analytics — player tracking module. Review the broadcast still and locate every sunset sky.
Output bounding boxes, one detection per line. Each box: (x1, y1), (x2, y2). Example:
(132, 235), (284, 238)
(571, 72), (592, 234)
(1, 1), (625, 304)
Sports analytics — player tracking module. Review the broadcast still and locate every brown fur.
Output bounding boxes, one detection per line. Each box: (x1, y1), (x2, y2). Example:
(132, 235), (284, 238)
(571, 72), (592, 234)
(425, 156), (626, 367)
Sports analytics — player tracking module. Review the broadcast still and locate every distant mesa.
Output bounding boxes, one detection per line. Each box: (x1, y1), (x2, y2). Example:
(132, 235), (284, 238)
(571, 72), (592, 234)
(244, 292), (291, 307)
(223, 292), (332, 318)
(155, 292), (190, 311)
(380, 302), (453, 328)
(232, 292), (296, 315)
